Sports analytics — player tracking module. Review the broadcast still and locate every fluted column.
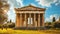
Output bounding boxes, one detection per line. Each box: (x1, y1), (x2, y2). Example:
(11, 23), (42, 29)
(29, 13), (31, 24)
(25, 13), (27, 27)
(34, 13), (36, 23)
(29, 13), (31, 18)
(38, 13), (40, 27)
(16, 14), (20, 27)
(28, 13), (32, 27)
(20, 13), (22, 27)
(16, 14), (18, 27)
(42, 14), (44, 27)
(34, 13), (37, 27)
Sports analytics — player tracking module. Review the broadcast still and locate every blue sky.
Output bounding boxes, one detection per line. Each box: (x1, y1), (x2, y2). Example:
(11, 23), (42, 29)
(7, 0), (60, 22)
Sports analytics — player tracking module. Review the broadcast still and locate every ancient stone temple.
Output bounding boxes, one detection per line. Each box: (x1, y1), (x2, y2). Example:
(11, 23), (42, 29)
(14, 5), (46, 29)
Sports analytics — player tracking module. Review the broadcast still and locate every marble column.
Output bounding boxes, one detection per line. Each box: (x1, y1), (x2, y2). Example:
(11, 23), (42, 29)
(20, 13), (22, 27)
(34, 13), (37, 27)
(38, 13), (40, 27)
(42, 14), (44, 27)
(24, 13), (27, 27)
(16, 14), (20, 27)
(29, 13), (31, 24)
(28, 13), (32, 27)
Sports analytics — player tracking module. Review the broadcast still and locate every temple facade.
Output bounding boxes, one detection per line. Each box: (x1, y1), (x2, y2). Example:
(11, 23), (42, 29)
(14, 5), (46, 29)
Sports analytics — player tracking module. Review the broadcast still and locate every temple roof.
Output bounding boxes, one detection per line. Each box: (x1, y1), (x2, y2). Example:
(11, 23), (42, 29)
(15, 5), (46, 11)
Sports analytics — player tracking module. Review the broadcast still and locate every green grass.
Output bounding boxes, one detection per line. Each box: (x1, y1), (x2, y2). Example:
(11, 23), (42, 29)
(0, 28), (60, 34)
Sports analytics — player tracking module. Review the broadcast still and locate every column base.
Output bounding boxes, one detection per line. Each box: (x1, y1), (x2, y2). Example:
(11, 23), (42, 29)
(14, 27), (45, 30)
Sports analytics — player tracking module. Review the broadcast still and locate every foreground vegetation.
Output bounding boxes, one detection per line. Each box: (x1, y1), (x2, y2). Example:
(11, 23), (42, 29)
(0, 28), (60, 34)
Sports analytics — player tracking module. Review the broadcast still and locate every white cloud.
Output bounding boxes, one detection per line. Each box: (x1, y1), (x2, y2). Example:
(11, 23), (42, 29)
(16, 0), (24, 7)
(55, 3), (59, 6)
(7, 0), (24, 22)
(7, 8), (16, 22)
(55, 0), (60, 6)
(56, 18), (59, 21)
(45, 14), (59, 22)
(8, 0), (23, 8)
(45, 18), (51, 22)
(50, 14), (57, 19)
(30, 3), (37, 7)
(36, 0), (60, 7)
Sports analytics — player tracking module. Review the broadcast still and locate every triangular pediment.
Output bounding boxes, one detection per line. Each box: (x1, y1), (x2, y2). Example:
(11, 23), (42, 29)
(15, 5), (45, 11)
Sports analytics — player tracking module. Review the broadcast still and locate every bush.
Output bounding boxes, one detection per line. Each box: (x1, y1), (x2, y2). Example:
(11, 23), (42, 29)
(8, 23), (15, 28)
(54, 23), (60, 28)
(45, 26), (52, 29)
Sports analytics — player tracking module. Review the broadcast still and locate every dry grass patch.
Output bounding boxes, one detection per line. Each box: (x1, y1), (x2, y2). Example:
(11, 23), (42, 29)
(0, 28), (60, 34)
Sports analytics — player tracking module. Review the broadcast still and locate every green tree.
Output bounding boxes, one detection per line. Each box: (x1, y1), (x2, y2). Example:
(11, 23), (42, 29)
(59, 17), (60, 21)
(10, 20), (12, 23)
(53, 17), (56, 22)
(0, 0), (9, 24)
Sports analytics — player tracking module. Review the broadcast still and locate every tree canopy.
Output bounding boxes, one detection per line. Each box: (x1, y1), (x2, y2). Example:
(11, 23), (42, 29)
(0, 0), (9, 24)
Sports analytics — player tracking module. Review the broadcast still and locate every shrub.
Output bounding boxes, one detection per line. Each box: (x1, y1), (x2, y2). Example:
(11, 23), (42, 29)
(54, 23), (60, 28)
(8, 23), (15, 28)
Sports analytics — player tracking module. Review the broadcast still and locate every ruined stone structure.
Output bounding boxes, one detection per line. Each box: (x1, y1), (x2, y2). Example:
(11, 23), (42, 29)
(14, 5), (46, 29)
